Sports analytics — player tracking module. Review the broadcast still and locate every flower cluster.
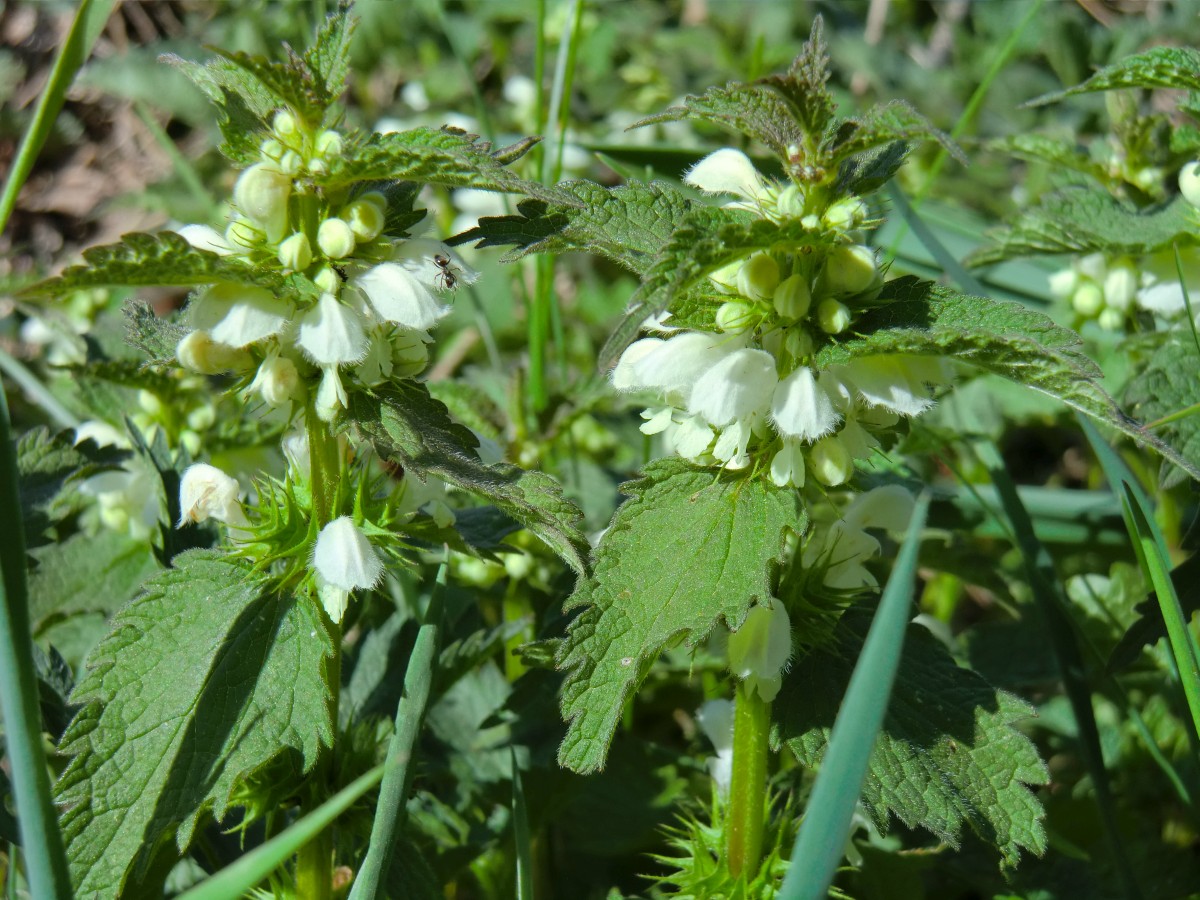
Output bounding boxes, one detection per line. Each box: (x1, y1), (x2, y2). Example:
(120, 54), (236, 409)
(1048, 251), (1194, 332)
(173, 109), (476, 422)
(613, 148), (951, 488)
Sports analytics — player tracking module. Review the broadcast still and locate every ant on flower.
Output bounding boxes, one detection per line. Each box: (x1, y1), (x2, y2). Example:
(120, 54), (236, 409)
(433, 253), (460, 292)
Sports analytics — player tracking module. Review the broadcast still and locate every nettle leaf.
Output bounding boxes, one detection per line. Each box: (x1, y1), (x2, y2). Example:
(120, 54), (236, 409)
(303, 7), (355, 104)
(162, 54), (278, 164)
(556, 459), (805, 774)
(776, 612), (1048, 869)
(453, 180), (697, 274)
(1030, 47), (1200, 105)
(600, 212), (835, 369)
(56, 551), (333, 898)
(967, 189), (1199, 267)
(213, 45), (336, 125)
(346, 382), (589, 575)
(822, 100), (961, 167)
(816, 279), (1200, 480)
(1123, 338), (1200, 485)
(836, 141), (912, 197)
(20, 232), (283, 298)
(986, 134), (1112, 185)
(314, 127), (562, 202)
(124, 300), (187, 363)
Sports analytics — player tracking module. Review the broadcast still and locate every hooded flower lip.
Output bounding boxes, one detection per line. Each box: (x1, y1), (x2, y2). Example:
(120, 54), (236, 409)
(392, 239), (480, 291)
(178, 463), (247, 527)
(613, 331), (740, 403)
(176, 225), (235, 256)
(727, 599), (791, 702)
(354, 263), (449, 331)
(232, 162), (291, 243)
(312, 516), (384, 592)
(771, 366), (840, 442)
(297, 292), (368, 365)
(835, 356), (945, 418)
(190, 284), (293, 349)
(689, 347), (778, 428)
(685, 148), (768, 202)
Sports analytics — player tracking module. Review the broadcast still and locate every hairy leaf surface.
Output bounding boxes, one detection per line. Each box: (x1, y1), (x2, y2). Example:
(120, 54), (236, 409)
(1030, 47), (1200, 104)
(557, 460), (805, 773)
(29, 529), (159, 630)
(1123, 338), (1200, 484)
(56, 552), (333, 898)
(777, 612), (1048, 868)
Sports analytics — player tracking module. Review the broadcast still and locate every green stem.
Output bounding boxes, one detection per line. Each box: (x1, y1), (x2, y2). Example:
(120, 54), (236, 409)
(726, 683), (770, 879)
(305, 404), (341, 528)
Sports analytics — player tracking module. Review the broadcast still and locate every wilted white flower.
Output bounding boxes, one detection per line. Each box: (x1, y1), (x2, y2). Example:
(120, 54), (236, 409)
(179, 463), (247, 528)
(696, 699), (735, 798)
(312, 517), (384, 622)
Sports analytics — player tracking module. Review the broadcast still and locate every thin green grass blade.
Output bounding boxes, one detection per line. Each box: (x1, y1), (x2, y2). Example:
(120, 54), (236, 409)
(176, 765), (385, 900)
(974, 440), (1142, 900)
(512, 747), (534, 900)
(347, 565), (446, 900)
(1172, 244), (1200, 358)
(886, 182), (990, 298)
(778, 493), (930, 900)
(0, 0), (117, 235)
(1078, 416), (1200, 743)
(0, 348), (78, 430)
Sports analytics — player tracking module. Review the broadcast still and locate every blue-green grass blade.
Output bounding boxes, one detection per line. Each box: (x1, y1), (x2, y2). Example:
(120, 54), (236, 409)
(778, 493), (930, 900)
(347, 565), (445, 900)
(512, 747), (534, 900)
(176, 765), (385, 900)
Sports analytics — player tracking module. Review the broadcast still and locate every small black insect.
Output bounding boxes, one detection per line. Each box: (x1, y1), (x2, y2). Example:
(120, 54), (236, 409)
(331, 263), (348, 282)
(433, 253), (459, 291)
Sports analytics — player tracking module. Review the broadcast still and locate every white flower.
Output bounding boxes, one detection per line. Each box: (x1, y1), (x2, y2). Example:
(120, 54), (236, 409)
(312, 516), (384, 594)
(74, 420), (128, 449)
(685, 148), (768, 203)
(355, 263), (448, 331)
(1181, 160), (1200, 209)
(394, 239), (480, 288)
(613, 331), (738, 404)
(176, 224), (234, 256)
(769, 439), (806, 488)
(80, 464), (160, 539)
(727, 599), (791, 702)
(805, 485), (916, 590)
(771, 366), (840, 442)
(696, 699), (735, 798)
(671, 414), (717, 460)
(232, 163), (291, 243)
(297, 293), (368, 365)
(1103, 262), (1138, 312)
(688, 348), (777, 428)
(1137, 281), (1189, 316)
(190, 284), (292, 348)
(835, 356), (948, 418)
(249, 353), (302, 407)
(282, 429), (310, 477)
(315, 365), (349, 422)
(178, 463), (247, 527)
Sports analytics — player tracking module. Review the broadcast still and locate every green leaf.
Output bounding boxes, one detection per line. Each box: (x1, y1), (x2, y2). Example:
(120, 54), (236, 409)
(966, 190), (1199, 268)
(777, 612), (1049, 868)
(302, 8), (356, 108)
(123, 300), (188, 363)
(56, 551), (334, 898)
(20, 232), (283, 298)
(454, 180), (698, 274)
(815, 278), (1200, 481)
(28, 529), (159, 631)
(17, 427), (124, 544)
(1030, 47), (1200, 105)
(1123, 338), (1200, 484)
(314, 128), (562, 202)
(823, 100), (961, 168)
(161, 54), (278, 165)
(212, 47), (333, 126)
(346, 382), (589, 575)
(985, 134), (1113, 185)
(556, 460), (805, 774)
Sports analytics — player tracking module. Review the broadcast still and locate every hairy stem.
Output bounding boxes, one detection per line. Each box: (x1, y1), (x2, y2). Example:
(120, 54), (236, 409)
(726, 683), (770, 878)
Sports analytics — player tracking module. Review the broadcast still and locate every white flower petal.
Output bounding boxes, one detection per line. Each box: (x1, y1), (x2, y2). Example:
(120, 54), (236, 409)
(770, 366), (840, 442)
(689, 348), (777, 427)
(176, 224), (234, 255)
(355, 263), (449, 330)
(838, 356), (936, 417)
(297, 293), (368, 365)
(209, 293), (292, 348)
(684, 149), (767, 201)
(312, 516), (384, 592)
(179, 463), (246, 527)
(1137, 282), (1189, 315)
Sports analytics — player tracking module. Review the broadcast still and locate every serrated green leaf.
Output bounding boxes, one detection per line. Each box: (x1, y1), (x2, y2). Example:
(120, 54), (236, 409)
(967, 190), (1199, 267)
(17, 427), (124, 544)
(777, 612), (1049, 868)
(600, 211), (834, 370)
(1123, 338), (1200, 484)
(986, 134), (1112, 185)
(454, 180), (697, 274)
(303, 8), (355, 107)
(124, 300), (187, 363)
(212, 47), (331, 125)
(55, 551), (333, 898)
(823, 100), (961, 167)
(20, 232), (283, 298)
(314, 127), (561, 203)
(816, 278), (1200, 479)
(28, 529), (159, 630)
(556, 459), (805, 774)
(1030, 47), (1200, 106)
(346, 382), (589, 575)
(161, 54), (277, 164)
(835, 141), (912, 197)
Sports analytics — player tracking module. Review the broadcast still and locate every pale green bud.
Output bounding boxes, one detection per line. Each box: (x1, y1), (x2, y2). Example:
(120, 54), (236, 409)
(273, 110), (297, 137)
(817, 298), (851, 334)
(823, 197), (867, 231)
(180, 431), (202, 457)
(175, 330), (253, 375)
(1071, 283), (1104, 317)
(773, 274), (811, 320)
(344, 198), (386, 241)
(810, 434), (852, 486)
(137, 389), (163, 417)
(278, 232), (313, 271)
(1181, 160), (1200, 209)
(784, 328), (813, 360)
(504, 553), (535, 581)
(824, 244), (877, 295)
(314, 265), (342, 294)
(801, 214), (820, 230)
(307, 157), (328, 176)
(278, 150), (303, 176)
(775, 184), (804, 218)
(232, 163), (291, 242)
(391, 331), (430, 377)
(187, 405), (216, 431)
(716, 300), (755, 334)
(1098, 308), (1125, 331)
(737, 253), (780, 300)
(315, 130), (343, 157)
(1132, 166), (1162, 193)
(259, 138), (284, 161)
(317, 218), (356, 259)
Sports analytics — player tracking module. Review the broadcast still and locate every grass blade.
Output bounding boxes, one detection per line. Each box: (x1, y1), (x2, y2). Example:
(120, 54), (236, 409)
(778, 492), (930, 900)
(347, 565), (445, 900)
(176, 765), (385, 900)
(512, 747), (534, 900)
(973, 439), (1142, 899)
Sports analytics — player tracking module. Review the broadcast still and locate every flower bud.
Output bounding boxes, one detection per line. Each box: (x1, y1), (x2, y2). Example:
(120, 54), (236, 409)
(278, 232), (313, 271)
(823, 197), (866, 231)
(175, 331), (252, 375)
(317, 218), (356, 259)
(250, 354), (302, 407)
(1103, 262), (1138, 312)
(391, 330), (430, 377)
(137, 389), (163, 417)
(179, 463), (247, 527)
(784, 327), (813, 360)
(187, 405), (216, 431)
(817, 298), (851, 334)
(1098, 308), (1125, 331)
(727, 600), (792, 702)
(278, 150), (303, 176)
(810, 434), (853, 486)
(773, 274), (812, 320)
(715, 300), (755, 334)
(232, 163), (291, 243)
(259, 138), (284, 162)
(273, 110), (297, 137)
(1047, 268), (1078, 300)
(1180, 160), (1200, 209)
(344, 198), (386, 241)
(315, 365), (348, 422)
(315, 130), (343, 157)
(824, 244), (877, 295)
(180, 431), (202, 457)
(774, 184), (804, 219)
(737, 253), (780, 301)
(307, 157), (328, 176)
(314, 265), (342, 294)
(1071, 283), (1104, 317)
